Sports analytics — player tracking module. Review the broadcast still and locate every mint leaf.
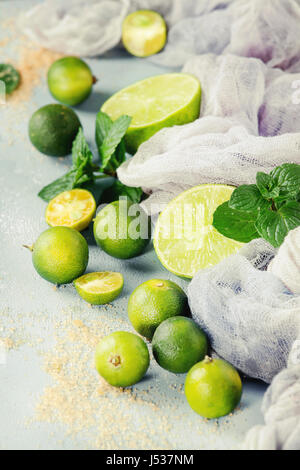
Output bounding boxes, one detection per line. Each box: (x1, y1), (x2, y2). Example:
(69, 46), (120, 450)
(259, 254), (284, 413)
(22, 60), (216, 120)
(213, 202), (259, 243)
(270, 163), (300, 200)
(72, 127), (93, 168)
(38, 129), (97, 202)
(96, 111), (131, 175)
(95, 111), (113, 150)
(256, 172), (274, 198)
(229, 185), (269, 213)
(38, 170), (78, 202)
(255, 201), (300, 247)
(102, 180), (143, 204)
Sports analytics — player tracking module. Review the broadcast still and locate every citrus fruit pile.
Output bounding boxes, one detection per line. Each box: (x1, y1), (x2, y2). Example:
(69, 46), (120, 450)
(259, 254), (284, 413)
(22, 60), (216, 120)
(26, 9), (244, 421)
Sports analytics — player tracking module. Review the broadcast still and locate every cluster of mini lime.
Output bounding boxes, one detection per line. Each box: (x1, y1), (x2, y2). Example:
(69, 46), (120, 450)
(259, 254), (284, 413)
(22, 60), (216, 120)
(26, 14), (242, 420)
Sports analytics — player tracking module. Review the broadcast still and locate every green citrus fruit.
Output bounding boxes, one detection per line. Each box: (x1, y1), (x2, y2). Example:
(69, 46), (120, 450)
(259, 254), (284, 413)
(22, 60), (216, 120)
(152, 316), (208, 374)
(128, 279), (189, 340)
(101, 73), (201, 154)
(154, 184), (243, 279)
(74, 272), (124, 305)
(122, 10), (167, 57)
(95, 331), (150, 387)
(0, 64), (20, 94)
(29, 104), (81, 156)
(48, 57), (94, 106)
(30, 226), (89, 284)
(93, 199), (151, 259)
(185, 357), (243, 419)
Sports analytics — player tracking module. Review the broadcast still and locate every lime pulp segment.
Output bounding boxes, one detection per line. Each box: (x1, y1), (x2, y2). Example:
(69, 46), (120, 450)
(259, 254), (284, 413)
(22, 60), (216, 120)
(101, 73), (201, 153)
(74, 272), (124, 305)
(154, 185), (243, 278)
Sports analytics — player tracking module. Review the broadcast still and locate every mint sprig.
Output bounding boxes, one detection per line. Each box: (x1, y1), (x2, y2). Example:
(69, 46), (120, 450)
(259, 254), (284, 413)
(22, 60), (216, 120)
(95, 111), (131, 175)
(213, 163), (300, 247)
(38, 112), (143, 204)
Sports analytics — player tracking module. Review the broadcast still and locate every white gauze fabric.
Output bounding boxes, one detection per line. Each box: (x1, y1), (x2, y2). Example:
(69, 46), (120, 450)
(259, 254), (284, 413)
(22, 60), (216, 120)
(18, 0), (231, 57)
(152, 0), (300, 70)
(118, 54), (300, 214)
(188, 239), (300, 384)
(188, 240), (300, 450)
(19, 0), (300, 71)
(243, 342), (300, 450)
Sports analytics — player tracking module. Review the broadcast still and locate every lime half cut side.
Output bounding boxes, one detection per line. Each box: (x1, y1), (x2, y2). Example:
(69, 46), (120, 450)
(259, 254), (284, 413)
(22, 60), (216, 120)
(74, 272), (124, 305)
(46, 189), (96, 232)
(101, 73), (201, 153)
(122, 10), (167, 58)
(154, 185), (243, 279)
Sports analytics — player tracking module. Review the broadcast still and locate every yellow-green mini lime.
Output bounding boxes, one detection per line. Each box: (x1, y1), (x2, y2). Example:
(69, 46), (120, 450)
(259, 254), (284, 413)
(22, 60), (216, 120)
(95, 331), (150, 387)
(185, 357), (243, 419)
(48, 57), (95, 106)
(128, 279), (189, 340)
(152, 316), (208, 374)
(30, 226), (89, 284)
(74, 272), (124, 305)
(122, 10), (167, 57)
(93, 199), (151, 259)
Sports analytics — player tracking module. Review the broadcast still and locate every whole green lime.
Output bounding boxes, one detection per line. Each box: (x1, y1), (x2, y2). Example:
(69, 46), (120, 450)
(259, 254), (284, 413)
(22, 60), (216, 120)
(93, 199), (151, 259)
(152, 316), (208, 374)
(48, 57), (94, 106)
(29, 104), (81, 156)
(185, 357), (243, 419)
(95, 331), (150, 387)
(31, 226), (89, 284)
(128, 279), (189, 340)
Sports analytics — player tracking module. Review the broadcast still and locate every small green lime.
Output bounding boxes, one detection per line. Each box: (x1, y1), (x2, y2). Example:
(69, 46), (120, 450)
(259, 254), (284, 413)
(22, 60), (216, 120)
(74, 272), (124, 305)
(93, 199), (151, 259)
(95, 331), (150, 387)
(30, 226), (89, 284)
(48, 57), (94, 106)
(0, 64), (20, 94)
(152, 316), (208, 374)
(29, 104), (81, 156)
(185, 357), (243, 419)
(128, 279), (189, 340)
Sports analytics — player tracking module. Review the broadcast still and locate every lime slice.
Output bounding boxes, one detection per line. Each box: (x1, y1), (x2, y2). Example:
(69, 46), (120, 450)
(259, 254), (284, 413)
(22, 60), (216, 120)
(74, 272), (124, 305)
(154, 185), (243, 278)
(122, 10), (167, 58)
(45, 189), (96, 232)
(101, 73), (201, 153)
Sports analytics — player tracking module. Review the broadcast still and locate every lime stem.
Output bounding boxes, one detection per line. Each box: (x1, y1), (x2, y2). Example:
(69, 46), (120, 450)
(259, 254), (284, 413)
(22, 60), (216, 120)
(204, 356), (213, 364)
(92, 76), (98, 85)
(110, 355), (121, 367)
(23, 244), (34, 252)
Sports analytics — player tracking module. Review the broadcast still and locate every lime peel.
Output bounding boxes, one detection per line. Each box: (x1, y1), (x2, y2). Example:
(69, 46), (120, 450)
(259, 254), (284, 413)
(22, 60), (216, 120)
(101, 73), (201, 153)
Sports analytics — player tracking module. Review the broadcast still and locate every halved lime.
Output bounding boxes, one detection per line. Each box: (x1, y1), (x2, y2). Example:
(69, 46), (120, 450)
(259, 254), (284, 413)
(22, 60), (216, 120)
(101, 73), (201, 153)
(74, 272), (124, 305)
(45, 189), (96, 232)
(122, 10), (167, 58)
(154, 185), (243, 278)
